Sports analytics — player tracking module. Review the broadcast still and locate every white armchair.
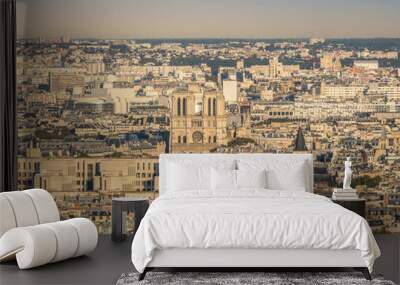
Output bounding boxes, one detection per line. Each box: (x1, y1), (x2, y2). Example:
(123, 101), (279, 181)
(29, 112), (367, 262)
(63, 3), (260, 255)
(0, 189), (98, 269)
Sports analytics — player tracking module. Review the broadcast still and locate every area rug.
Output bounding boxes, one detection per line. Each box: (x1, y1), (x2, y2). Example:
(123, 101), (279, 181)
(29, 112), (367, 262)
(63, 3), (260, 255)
(116, 271), (396, 285)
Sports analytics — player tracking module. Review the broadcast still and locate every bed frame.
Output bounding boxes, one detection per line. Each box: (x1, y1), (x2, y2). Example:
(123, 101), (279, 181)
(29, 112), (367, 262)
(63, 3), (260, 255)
(139, 154), (372, 281)
(139, 248), (370, 280)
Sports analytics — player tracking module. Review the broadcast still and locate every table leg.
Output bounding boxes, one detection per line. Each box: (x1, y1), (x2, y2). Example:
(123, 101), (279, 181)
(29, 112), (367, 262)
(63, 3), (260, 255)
(112, 201), (123, 242)
(122, 211), (127, 237)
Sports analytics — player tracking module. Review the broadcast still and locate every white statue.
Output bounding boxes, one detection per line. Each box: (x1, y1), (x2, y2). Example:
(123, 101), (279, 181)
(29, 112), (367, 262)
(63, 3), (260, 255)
(343, 157), (352, 189)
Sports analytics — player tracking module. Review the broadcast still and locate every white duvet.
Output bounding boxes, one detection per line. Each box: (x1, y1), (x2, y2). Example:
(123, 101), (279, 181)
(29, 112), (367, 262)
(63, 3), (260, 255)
(131, 190), (380, 273)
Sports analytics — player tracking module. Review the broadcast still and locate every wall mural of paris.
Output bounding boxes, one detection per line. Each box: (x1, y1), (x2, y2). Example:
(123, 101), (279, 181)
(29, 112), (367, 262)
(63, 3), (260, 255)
(16, 0), (400, 234)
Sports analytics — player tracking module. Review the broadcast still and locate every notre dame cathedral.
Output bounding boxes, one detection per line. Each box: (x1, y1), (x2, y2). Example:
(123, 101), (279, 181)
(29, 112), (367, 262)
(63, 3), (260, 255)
(170, 85), (228, 153)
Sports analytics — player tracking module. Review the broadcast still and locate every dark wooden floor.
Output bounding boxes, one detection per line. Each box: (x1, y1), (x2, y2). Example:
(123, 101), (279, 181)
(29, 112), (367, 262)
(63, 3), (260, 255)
(374, 234), (400, 284)
(0, 235), (134, 285)
(0, 234), (399, 285)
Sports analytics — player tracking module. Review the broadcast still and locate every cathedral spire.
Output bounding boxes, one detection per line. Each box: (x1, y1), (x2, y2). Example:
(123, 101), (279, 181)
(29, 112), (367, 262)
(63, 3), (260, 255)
(294, 127), (307, 152)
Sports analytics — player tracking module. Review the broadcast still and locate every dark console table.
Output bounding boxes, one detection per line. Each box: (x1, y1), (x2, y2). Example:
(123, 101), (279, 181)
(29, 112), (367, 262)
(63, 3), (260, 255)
(112, 197), (149, 242)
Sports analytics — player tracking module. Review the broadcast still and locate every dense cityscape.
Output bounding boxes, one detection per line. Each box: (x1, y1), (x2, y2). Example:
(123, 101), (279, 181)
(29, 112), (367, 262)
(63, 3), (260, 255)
(16, 37), (400, 234)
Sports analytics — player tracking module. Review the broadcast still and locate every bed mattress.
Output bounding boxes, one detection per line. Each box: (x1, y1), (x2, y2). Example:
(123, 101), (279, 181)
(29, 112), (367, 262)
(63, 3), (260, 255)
(131, 189), (380, 273)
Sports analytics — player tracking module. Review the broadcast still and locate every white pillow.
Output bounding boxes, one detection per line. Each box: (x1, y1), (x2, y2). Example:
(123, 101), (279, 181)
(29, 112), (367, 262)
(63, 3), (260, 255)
(168, 163), (211, 191)
(238, 159), (308, 191)
(166, 159), (236, 192)
(236, 169), (267, 189)
(211, 168), (237, 190)
(266, 165), (307, 191)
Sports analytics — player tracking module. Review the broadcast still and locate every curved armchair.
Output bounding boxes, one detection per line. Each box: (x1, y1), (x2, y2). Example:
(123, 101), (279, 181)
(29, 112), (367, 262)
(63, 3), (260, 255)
(0, 189), (98, 269)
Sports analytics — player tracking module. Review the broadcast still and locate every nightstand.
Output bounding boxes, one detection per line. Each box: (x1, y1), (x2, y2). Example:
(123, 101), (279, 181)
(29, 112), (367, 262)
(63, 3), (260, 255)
(111, 197), (149, 242)
(332, 198), (366, 218)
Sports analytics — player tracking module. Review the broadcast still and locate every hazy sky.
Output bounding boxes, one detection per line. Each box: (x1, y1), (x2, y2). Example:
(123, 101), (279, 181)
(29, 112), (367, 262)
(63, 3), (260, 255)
(17, 0), (400, 39)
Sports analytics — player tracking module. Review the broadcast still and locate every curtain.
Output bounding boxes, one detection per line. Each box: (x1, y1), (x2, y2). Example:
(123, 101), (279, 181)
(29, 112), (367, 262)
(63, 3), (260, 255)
(0, 0), (17, 192)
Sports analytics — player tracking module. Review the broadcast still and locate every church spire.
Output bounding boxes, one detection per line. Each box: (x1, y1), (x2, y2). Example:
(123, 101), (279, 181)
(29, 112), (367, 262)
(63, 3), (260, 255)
(294, 127), (307, 152)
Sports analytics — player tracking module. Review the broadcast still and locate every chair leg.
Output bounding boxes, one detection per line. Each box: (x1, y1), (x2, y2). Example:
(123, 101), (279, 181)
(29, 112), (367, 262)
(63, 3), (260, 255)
(354, 267), (371, 280)
(138, 268), (148, 281)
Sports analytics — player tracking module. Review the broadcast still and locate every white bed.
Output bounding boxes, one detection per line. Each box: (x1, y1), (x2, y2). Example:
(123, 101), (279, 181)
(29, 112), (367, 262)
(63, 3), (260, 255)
(131, 154), (380, 280)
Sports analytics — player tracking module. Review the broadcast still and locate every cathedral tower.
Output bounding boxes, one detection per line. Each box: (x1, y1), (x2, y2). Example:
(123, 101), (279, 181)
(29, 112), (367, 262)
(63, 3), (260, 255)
(171, 88), (227, 153)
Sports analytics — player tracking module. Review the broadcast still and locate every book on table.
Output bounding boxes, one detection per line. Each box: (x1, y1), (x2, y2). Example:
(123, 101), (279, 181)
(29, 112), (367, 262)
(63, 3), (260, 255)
(332, 188), (359, 200)
(332, 194), (359, 200)
(333, 188), (357, 193)
(333, 192), (357, 197)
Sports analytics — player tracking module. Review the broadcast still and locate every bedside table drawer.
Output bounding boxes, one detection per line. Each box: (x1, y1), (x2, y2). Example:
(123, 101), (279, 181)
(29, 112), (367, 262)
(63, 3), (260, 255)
(332, 199), (366, 218)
